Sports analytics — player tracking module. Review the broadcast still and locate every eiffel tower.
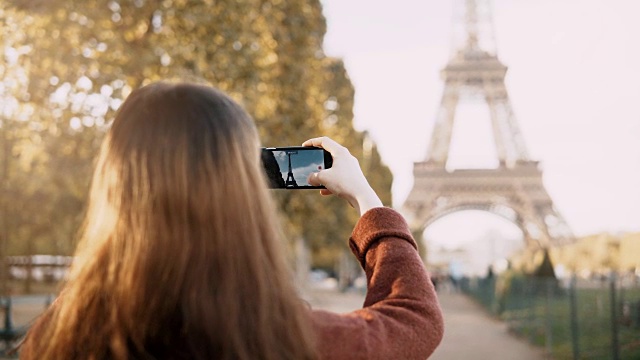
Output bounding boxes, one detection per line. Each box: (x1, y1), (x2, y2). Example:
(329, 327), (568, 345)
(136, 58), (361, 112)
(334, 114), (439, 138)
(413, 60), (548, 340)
(285, 150), (299, 188)
(401, 0), (573, 250)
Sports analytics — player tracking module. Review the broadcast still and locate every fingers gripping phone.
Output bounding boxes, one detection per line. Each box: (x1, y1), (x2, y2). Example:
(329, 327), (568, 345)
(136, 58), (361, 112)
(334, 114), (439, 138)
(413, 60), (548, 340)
(261, 147), (333, 189)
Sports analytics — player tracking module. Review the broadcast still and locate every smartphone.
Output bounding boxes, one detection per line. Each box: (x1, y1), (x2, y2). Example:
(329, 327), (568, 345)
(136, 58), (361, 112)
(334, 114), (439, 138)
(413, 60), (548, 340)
(261, 146), (333, 189)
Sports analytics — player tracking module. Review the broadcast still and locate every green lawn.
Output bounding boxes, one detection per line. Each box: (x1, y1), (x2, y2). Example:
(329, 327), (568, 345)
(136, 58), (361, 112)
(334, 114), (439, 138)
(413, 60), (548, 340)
(466, 279), (640, 359)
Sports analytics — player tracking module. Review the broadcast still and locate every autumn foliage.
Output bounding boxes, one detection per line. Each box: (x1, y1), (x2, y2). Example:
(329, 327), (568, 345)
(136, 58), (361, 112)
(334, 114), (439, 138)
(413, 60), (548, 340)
(0, 1), (392, 270)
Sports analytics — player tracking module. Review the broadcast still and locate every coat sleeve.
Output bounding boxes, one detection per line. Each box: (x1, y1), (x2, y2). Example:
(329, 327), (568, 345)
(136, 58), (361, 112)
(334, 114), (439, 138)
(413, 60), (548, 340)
(310, 207), (444, 360)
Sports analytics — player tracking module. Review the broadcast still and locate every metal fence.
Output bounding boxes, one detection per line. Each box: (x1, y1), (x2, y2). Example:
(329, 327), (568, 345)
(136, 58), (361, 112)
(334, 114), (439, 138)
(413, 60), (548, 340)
(460, 274), (640, 359)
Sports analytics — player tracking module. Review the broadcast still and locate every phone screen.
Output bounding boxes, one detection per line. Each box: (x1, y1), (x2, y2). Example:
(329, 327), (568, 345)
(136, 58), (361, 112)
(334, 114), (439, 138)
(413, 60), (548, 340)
(261, 147), (332, 189)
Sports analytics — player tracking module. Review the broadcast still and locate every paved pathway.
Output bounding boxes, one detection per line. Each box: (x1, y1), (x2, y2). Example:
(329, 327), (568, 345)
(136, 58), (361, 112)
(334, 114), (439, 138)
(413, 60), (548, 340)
(430, 291), (546, 360)
(0, 298), (49, 359)
(306, 287), (547, 360)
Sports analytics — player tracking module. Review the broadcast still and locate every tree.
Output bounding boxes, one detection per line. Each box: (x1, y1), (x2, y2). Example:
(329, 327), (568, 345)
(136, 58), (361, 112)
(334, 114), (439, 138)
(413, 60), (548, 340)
(0, 0), (393, 277)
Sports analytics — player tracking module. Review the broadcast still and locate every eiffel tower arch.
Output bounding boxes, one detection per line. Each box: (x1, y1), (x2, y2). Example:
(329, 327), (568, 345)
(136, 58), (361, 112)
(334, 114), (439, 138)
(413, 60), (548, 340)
(401, 0), (574, 251)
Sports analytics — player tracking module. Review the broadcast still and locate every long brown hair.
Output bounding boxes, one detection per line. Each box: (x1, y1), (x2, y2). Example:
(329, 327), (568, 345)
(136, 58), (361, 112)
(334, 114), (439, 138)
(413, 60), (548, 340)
(26, 82), (317, 359)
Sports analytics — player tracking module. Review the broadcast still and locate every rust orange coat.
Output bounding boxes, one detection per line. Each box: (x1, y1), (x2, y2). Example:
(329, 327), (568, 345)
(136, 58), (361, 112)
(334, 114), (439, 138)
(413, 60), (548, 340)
(311, 207), (444, 359)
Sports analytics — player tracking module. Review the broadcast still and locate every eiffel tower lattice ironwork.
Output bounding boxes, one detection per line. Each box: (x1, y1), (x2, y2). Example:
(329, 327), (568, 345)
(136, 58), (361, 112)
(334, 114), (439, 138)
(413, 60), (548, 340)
(401, 0), (573, 249)
(285, 150), (299, 188)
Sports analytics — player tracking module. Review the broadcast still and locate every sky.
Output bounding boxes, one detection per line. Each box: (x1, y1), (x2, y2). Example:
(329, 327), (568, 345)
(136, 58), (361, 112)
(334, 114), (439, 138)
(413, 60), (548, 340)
(320, 0), (640, 249)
